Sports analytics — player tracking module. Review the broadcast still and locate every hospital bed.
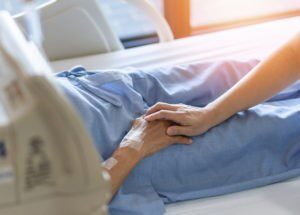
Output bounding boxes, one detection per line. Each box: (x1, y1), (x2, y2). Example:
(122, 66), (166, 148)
(50, 16), (300, 215)
(39, 0), (173, 60)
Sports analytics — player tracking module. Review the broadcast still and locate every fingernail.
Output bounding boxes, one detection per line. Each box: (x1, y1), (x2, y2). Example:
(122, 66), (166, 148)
(188, 139), (193, 144)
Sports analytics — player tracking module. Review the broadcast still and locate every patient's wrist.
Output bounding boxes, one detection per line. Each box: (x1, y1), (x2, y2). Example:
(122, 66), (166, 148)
(113, 145), (143, 165)
(103, 145), (144, 198)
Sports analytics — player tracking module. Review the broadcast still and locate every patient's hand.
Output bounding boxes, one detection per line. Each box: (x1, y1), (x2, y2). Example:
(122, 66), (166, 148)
(120, 117), (192, 158)
(103, 118), (192, 199)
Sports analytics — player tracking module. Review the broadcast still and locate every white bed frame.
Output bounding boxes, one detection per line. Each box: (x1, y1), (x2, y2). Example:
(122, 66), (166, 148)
(51, 16), (300, 215)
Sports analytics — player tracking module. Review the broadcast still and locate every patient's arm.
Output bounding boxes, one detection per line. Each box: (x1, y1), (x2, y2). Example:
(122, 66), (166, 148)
(102, 118), (192, 199)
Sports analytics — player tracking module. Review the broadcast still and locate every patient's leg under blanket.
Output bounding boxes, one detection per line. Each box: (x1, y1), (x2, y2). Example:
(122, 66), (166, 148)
(56, 60), (300, 215)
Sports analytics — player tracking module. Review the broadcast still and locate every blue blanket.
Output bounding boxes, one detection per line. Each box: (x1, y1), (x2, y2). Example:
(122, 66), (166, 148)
(56, 60), (300, 215)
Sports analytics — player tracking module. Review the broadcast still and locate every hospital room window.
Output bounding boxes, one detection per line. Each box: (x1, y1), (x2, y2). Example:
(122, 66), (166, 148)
(191, 0), (300, 31)
(100, 0), (300, 47)
(165, 0), (300, 38)
(99, 0), (164, 48)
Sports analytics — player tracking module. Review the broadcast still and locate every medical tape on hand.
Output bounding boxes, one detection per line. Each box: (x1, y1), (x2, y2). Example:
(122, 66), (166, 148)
(120, 123), (146, 151)
(102, 157), (118, 170)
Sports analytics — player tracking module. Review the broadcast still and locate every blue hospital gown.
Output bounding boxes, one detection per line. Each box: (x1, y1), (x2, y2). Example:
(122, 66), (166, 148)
(56, 60), (300, 215)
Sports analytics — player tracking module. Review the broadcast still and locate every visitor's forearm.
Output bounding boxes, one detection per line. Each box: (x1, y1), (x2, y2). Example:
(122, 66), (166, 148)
(208, 34), (300, 126)
(103, 147), (142, 200)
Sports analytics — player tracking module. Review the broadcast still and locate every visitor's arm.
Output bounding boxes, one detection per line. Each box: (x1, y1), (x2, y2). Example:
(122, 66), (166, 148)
(102, 118), (192, 199)
(145, 33), (300, 136)
(206, 33), (300, 127)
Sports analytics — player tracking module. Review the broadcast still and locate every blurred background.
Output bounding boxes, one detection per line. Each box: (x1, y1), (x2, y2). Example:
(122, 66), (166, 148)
(3, 0), (300, 49)
(99, 0), (300, 48)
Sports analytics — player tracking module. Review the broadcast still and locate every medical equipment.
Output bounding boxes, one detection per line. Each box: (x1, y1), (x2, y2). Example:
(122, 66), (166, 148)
(0, 11), (110, 215)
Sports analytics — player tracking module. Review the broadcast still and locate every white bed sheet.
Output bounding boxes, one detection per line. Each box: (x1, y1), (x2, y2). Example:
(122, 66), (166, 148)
(50, 16), (300, 215)
(51, 16), (300, 71)
(166, 177), (300, 215)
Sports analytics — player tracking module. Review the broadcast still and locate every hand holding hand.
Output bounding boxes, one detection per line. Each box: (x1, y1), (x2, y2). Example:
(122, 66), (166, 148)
(120, 117), (192, 158)
(145, 102), (216, 137)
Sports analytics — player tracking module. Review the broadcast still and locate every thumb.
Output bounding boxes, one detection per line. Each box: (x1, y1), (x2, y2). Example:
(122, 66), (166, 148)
(167, 125), (194, 136)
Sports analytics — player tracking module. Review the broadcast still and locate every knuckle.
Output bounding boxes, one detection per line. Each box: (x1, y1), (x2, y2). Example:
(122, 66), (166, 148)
(156, 102), (165, 107)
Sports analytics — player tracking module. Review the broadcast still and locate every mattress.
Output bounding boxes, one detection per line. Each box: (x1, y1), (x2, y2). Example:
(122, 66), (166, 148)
(50, 16), (300, 215)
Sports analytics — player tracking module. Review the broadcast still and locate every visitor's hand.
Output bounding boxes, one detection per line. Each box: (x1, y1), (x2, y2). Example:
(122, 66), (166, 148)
(120, 117), (193, 158)
(145, 103), (216, 137)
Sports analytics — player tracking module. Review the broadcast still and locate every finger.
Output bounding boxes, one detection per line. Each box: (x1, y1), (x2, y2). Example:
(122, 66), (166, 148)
(145, 110), (182, 123)
(146, 102), (178, 116)
(167, 125), (194, 136)
(172, 136), (193, 145)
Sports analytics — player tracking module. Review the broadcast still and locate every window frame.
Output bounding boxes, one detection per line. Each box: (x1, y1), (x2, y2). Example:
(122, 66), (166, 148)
(164, 0), (300, 38)
(164, 0), (191, 38)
